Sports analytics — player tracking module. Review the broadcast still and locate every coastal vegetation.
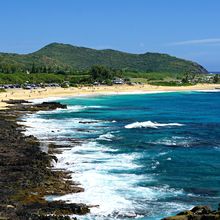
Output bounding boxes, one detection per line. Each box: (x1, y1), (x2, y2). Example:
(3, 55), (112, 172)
(0, 43), (219, 88)
(0, 72), (86, 85)
(0, 42), (207, 74)
(0, 67), (217, 88)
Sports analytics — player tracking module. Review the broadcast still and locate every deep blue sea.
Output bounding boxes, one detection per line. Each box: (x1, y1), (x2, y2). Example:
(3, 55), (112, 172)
(23, 91), (220, 220)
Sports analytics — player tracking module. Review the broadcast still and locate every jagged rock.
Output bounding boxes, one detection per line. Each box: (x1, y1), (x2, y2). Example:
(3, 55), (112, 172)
(9, 101), (67, 112)
(162, 205), (220, 220)
(191, 206), (212, 215)
(16, 212), (73, 220)
(5, 99), (31, 104)
(177, 210), (193, 216)
(35, 102), (67, 110)
(0, 101), (89, 219)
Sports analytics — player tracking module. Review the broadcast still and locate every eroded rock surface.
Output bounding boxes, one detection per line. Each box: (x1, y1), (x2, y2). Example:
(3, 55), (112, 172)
(162, 205), (220, 220)
(0, 101), (89, 220)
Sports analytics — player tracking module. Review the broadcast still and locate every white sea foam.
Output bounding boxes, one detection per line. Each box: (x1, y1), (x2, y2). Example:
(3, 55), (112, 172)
(125, 121), (184, 129)
(36, 105), (105, 115)
(52, 142), (186, 219)
(151, 136), (192, 147)
(52, 141), (146, 217)
(195, 89), (220, 93)
(158, 151), (169, 156)
(50, 138), (189, 218)
(18, 113), (104, 143)
(20, 106), (191, 219)
(30, 97), (68, 104)
(97, 132), (115, 141)
(38, 105), (87, 114)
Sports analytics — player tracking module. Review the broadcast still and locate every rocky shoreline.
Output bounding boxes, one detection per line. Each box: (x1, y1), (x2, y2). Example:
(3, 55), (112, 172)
(162, 205), (220, 220)
(0, 100), (90, 220)
(1, 99), (219, 220)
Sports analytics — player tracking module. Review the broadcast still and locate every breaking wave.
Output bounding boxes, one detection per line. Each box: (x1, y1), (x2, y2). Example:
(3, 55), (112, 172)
(97, 132), (115, 141)
(125, 121), (184, 129)
(37, 105), (105, 114)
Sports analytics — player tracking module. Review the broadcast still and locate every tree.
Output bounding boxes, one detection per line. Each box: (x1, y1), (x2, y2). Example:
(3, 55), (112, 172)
(31, 63), (36, 73)
(89, 65), (113, 82)
(56, 70), (66, 75)
(181, 73), (189, 84)
(43, 66), (47, 73)
(213, 74), (219, 83)
(47, 66), (52, 73)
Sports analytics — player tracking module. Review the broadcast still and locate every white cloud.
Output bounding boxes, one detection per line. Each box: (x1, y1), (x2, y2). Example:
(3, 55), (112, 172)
(169, 38), (220, 46)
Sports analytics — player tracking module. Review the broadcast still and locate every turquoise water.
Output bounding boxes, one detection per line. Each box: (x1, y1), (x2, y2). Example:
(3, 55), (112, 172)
(24, 91), (220, 219)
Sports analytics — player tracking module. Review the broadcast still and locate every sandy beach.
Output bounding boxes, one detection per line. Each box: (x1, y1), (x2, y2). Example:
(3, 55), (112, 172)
(0, 83), (220, 109)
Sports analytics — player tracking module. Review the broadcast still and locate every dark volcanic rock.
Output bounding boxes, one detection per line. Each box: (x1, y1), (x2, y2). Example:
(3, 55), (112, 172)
(190, 206), (212, 215)
(19, 215), (73, 220)
(5, 99), (31, 104)
(0, 100), (89, 220)
(8, 101), (67, 112)
(35, 102), (67, 110)
(162, 205), (220, 220)
(79, 121), (97, 124)
(21, 201), (90, 216)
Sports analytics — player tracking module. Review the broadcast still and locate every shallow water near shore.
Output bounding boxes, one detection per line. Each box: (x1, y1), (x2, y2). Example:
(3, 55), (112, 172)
(22, 91), (220, 220)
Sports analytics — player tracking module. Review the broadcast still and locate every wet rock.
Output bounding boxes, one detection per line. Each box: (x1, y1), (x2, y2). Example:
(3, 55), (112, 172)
(9, 101), (67, 112)
(5, 99), (31, 104)
(16, 201), (89, 218)
(0, 100), (89, 219)
(35, 102), (67, 110)
(22, 215), (73, 220)
(191, 206), (212, 215)
(177, 210), (194, 216)
(79, 121), (95, 124)
(162, 205), (220, 220)
(163, 216), (189, 220)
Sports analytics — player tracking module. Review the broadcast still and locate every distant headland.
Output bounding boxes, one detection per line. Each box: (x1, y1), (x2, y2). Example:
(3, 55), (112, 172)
(0, 42), (208, 74)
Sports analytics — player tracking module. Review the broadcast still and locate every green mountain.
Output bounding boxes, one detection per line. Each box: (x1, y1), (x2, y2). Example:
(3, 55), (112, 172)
(0, 43), (208, 74)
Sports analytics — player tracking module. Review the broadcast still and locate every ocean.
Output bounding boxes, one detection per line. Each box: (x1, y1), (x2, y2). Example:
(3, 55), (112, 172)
(22, 91), (220, 220)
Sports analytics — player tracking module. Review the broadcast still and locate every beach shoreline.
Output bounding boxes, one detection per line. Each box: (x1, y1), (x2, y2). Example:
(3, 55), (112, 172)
(1, 83), (220, 109)
(19, 90), (220, 219)
(1, 90), (220, 219)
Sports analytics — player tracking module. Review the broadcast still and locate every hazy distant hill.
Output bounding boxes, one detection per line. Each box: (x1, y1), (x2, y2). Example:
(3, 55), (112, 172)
(0, 43), (208, 74)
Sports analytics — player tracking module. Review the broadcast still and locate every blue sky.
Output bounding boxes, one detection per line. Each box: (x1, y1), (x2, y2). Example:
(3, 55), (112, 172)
(0, 0), (220, 70)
